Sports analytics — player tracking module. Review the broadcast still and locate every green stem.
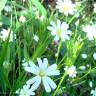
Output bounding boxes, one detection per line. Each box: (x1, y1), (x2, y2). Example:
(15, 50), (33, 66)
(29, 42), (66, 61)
(56, 41), (62, 64)
(53, 72), (67, 96)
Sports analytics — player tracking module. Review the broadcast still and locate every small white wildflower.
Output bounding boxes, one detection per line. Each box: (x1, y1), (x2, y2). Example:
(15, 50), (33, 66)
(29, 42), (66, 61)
(91, 88), (96, 96)
(89, 81), (93, 87)
(81, 54), (87, 59)
(56, 0), (76, 16)
(47, 20), (71, 42)
(23, 58), (60, 92)
(93, 52), (96, 60)
(83, 25), (96, 40)
(4, 5), (12, 12)
(16, 84), (35, 96)
(33, 35), (39, 42)
(79, 66), (86, 70)
(64, 65), (77, 78)
(0, 29), (14, 42)
(19, 15), (26, 23)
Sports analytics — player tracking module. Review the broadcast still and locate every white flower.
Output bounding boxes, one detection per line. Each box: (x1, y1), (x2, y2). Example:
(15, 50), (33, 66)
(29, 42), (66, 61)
(56, 0), (76, 16)
(16, 84), (35, 96)
(47, 20), (71, 42)
(33, 35), (39, 42)
(4, 5), (12, 12)
(93, 53), (96, 60)
(0, 29), (14, 42)
(81, 54), (87, 59)
(19, 15), (26, 23)
(91, 88), (96, 96)
(83, 25), (96, 40)
(23, 58), (60, 92)
(64, 65), (77, 78)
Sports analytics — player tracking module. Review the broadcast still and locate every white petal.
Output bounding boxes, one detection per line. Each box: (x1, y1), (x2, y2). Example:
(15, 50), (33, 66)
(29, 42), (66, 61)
(47, 70), (60, 76)
(50, 21), (56, 28)
(28, 60), (35, 67)
(16, 89), (20, 94)
(46, 64), (60, 76)
(61, 22), (69, 30)
(24, 65), (39, 75)
(30, 91), (35, 95)
(43, 58), (48, 69)
(47, 64), (57, 71)
(37, 58), (43, 69)
(24, 66), (33, 73)
(30, 76), (41, 91)
(22, 62), (29, 67)
(46, 77), (57, 89)
(42, 76), (51, 92)
(47, 26), (54, 31)
(26, 88), (35, 96)
(54, 35), (59, 41)
(51, 30), (57, 36)
(23, 84), (30, 90)
(26, 76), (39, 85)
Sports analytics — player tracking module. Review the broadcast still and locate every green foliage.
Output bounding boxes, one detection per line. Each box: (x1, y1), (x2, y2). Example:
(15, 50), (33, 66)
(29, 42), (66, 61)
(0, 0), (96, 96)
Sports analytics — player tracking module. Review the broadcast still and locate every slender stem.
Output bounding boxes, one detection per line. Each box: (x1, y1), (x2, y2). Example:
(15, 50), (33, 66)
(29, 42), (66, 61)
(56, 41), (62, 64)
(53, 72), (67, 96)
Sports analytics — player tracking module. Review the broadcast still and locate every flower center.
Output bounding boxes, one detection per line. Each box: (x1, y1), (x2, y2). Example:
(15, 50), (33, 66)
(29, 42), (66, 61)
(57, 29), (61, 37)
(23, 92), (27, 96)
(39, 70), (46, 77)
(63, 5), (70, 11)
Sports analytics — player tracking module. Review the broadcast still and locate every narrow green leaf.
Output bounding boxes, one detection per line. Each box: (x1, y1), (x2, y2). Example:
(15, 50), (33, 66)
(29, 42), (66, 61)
(0, 67), (11, 90)
(0, 32), (10, 67)
(31, 0), (47, 17)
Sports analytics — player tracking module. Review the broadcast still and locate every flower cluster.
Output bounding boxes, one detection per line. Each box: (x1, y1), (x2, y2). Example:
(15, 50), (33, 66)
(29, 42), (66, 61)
(16, 58), (60, 95)
(1, 0), (96, 96)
